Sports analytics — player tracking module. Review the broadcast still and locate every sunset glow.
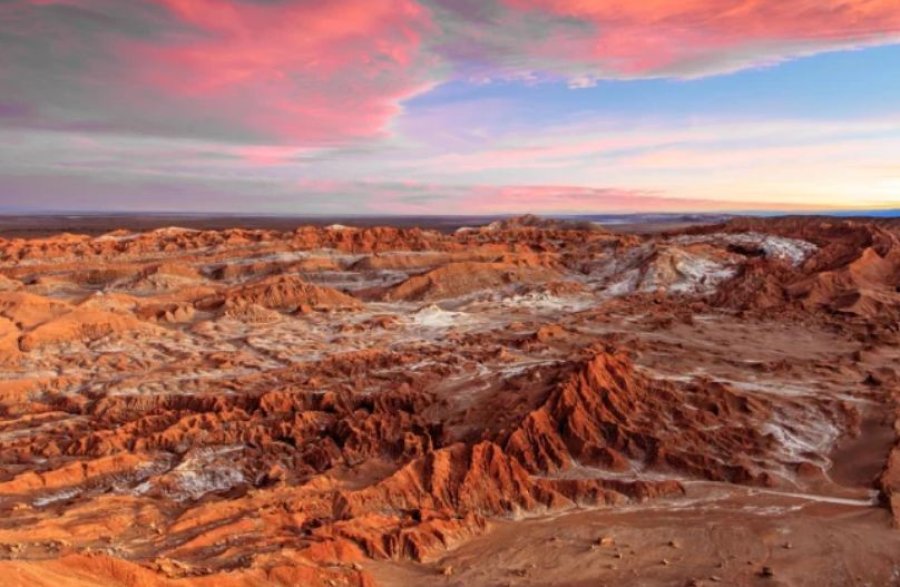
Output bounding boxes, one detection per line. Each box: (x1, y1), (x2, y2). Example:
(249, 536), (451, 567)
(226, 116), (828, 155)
(1, 0), (899, 213)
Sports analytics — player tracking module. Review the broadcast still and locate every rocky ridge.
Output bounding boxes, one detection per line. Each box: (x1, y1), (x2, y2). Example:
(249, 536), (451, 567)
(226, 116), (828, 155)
(0, 216), (897, 585)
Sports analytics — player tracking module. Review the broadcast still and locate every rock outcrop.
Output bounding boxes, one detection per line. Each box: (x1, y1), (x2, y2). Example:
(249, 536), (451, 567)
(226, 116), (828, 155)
(0, 216), (896, 586)
(197, 274), (362, 313)
(383, 261), (560, 302)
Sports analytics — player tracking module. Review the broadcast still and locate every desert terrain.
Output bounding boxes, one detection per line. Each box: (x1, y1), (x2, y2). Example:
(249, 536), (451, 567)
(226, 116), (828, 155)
(0, 215), (897, 586)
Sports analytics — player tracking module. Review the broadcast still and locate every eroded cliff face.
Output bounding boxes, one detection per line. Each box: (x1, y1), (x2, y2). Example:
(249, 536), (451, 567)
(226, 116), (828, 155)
(0, 216), (898, 586)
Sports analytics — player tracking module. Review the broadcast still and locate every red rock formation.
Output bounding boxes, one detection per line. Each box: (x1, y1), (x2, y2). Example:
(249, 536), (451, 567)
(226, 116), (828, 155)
(197, 274), (361, 313)
(19, 309), (151, 352)
(0, 217), (896, 586)
(705, 218), (900, 318)
(878, 392), (900, 527)
(0, 291), (72, 329)
(383, 261), (560, 301)
(504, 350), (778, 484)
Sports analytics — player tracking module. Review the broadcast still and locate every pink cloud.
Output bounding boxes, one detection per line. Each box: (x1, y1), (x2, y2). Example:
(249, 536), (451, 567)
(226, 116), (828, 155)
(500, 0), (900, 76)
(237, 145), (310, 167)
(117, 0), (436, 144)
(5, 0), (900, 148)
(288, 180), (805, 214)
(454, 185), (791, 214)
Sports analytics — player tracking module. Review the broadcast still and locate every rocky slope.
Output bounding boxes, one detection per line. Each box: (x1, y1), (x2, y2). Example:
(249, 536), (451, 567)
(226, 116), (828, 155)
(0, 216), (897, 586)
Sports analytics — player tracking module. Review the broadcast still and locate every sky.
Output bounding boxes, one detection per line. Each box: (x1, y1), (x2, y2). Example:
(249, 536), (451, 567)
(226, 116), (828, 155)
(1, 0), (899, 215)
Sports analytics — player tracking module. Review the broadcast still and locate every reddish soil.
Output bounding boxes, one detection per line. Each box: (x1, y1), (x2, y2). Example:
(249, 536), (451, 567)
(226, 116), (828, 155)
(0, 216), (898, 586)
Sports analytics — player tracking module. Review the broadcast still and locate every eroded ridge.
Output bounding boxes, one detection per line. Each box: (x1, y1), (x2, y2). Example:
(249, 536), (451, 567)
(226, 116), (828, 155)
(0, 216), (898, 586)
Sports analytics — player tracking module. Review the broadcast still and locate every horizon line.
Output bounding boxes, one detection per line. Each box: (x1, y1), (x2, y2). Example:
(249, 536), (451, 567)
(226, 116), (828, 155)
(0, 209), (897, 219)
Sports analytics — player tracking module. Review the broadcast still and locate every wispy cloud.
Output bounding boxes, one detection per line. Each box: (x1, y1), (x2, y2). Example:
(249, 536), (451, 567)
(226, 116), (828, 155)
(427, 0), (900, 81)
(1, 0), (437, 143)
(4, 113), (896, 213)
(1, 1), (899, 212)
(4, 0), (900, 144)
